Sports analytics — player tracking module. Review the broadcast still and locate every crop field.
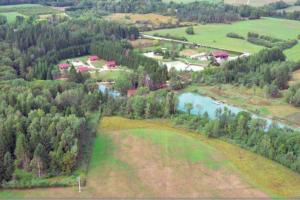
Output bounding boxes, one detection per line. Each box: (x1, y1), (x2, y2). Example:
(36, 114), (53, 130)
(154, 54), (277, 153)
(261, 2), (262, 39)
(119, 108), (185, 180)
(0, 12), (25, 23)
(162, 0), (296, 6)
(145, 17), (300, 61)
(106, 13), (180, 29)
(225, 0), (297, 6)
(0, 4), (62, 17)
(2, 117), (300, 198)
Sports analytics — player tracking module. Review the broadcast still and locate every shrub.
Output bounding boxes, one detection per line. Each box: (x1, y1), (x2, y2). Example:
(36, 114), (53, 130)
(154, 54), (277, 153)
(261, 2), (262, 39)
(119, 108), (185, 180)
(226, 32), (245, 40)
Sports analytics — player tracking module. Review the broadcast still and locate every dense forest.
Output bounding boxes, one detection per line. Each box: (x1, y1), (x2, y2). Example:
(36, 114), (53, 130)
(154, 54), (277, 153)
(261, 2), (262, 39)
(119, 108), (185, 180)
(193, 48), (300, 96)
(0, 79), (101, 187)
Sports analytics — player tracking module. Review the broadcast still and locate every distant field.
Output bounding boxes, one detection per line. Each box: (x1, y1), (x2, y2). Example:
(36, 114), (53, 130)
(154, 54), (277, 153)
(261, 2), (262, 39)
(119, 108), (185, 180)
(145, 17), (300, 61)
(279, 5), (300, 12)
(107, 13), (180, 29)
(163, 0), (296, 6)
(225, 0), (296, 6)
(2, 117), (300, 198)
(0, 11), (24, 23)
(0, 4), (62, 17)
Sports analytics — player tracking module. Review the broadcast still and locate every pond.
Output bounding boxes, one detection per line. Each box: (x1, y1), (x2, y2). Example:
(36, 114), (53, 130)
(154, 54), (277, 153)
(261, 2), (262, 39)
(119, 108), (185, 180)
(178, 92), (296, 130)
(99, 84), (298, 130)
(98, 84), (120, 97)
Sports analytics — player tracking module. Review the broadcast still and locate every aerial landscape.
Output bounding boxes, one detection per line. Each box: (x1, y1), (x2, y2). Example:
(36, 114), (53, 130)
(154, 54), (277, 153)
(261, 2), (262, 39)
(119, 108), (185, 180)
(0, 0), (299, 199)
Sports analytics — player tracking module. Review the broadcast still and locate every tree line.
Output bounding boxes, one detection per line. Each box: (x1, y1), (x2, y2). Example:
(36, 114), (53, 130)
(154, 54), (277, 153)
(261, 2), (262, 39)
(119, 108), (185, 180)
(0, 79), (101, 187)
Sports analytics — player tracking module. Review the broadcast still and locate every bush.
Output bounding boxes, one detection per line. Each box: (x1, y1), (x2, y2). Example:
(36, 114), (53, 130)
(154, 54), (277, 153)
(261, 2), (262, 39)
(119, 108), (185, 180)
(185, 26), (194, 35)
(226, 32), (245, 40)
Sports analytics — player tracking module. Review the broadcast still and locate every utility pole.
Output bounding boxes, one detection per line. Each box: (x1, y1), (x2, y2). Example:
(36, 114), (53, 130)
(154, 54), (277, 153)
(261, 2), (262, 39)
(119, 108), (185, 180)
(77, 176), (81, 193)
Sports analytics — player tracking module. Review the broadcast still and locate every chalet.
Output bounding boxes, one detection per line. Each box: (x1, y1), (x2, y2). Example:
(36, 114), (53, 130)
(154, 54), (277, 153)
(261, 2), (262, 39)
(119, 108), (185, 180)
(58, 63), (70, 71)
(88, 55), (99, 62)
(211, 51), (229, 59)
(107, 60), (117, 68)
(76, 66), (91, 73)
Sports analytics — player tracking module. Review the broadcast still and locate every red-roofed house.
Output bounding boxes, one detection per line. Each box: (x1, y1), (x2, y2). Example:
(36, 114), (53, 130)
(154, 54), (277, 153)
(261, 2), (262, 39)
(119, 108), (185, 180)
(76, 66), (91, 73)
(88, 55), (99, 62)
(58, 63), (70, 71)
(107, 60), (117, 68)
(212, 51), (229, 59)
(127, 89), (137, 97)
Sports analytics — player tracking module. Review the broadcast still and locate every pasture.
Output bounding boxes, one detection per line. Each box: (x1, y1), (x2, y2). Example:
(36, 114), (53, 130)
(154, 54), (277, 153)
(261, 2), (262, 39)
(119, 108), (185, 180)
(225, 0), (297, 6)
(2, 117), (300, 198)
(0, 4), (62, 17)
(0, 12), (25, 23)
(145, 17), (300, 61)
(106, 13), (180, 29)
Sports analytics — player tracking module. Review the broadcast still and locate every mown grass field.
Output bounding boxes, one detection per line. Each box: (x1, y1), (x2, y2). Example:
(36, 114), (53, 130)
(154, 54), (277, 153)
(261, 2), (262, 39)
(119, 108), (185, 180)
(0, 4), (62, 18)
(225, 0), (296, 6)
(106, 13), (180, 29)
(0, 12), (25, 23)
(145, 17), (300, 61)
(2, 117), (300, 198)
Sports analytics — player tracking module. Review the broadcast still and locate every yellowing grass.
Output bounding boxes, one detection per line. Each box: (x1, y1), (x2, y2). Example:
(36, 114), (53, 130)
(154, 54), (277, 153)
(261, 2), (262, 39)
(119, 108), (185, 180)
(101, 116), (300, 197)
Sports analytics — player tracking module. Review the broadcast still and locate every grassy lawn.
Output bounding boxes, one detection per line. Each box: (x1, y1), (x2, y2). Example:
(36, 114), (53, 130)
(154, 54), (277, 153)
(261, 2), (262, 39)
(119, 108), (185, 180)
(0, 12), (25, 23)
(0, 4), (62, 16)
(91, 68), (132, 81)
(145, 17), (300, 61)
(1, 116), (300, 198)
(185, 84), (300, 126)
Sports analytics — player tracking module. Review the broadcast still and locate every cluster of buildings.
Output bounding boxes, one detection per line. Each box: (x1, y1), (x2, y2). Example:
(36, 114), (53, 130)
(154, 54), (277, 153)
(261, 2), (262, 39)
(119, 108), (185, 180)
(58, 55), (118, 73)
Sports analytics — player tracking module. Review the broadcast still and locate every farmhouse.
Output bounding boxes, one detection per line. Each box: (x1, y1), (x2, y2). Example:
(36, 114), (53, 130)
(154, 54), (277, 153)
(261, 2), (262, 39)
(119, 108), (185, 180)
(211, 51), (229, 64)
(88, 55), (99, 62)
(107, 60), (117, 68)
(58, 63), (70, 71)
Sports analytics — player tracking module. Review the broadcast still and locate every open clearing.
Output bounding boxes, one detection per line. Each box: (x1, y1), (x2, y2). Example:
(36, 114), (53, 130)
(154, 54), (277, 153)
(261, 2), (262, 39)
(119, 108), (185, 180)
(225, 0), (296, 6)
(1, 117), (300, 198)
(0, 12), (25, 23)
(106, 13), (180, 29)
(145, 17), (300, 61)
(0, 4), (62, 17)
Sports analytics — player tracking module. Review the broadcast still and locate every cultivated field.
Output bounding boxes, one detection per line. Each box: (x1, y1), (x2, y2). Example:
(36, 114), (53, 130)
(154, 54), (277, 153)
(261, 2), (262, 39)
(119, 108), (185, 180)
(225, 0), (297, 6)
(1, 117), (300, 198)
(163, 0), (296, 6)
(0, 4), (63, 22)
(106, 13), (180, 29)
(145, 17), (300, 61)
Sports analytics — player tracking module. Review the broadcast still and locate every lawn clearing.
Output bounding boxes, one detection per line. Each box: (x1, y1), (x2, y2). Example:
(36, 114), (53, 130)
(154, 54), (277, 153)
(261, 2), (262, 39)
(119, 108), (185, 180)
(1, 116), (300, 198)
(0, 4), (62, 16)
(225, 0), (297, 6)
(91, 68), (131, 81)
(145, 17), (300, 61)
(0, 12), (25, 23)
(106, 13), (180, 29)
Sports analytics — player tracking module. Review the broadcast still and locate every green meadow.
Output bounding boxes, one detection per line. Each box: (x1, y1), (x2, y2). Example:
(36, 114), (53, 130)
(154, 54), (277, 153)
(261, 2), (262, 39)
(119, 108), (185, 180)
(0, 4), (62, 17)
(0, 12), (25, 23)
(1, 116), (300, 198)
(146, 17), (300, 61)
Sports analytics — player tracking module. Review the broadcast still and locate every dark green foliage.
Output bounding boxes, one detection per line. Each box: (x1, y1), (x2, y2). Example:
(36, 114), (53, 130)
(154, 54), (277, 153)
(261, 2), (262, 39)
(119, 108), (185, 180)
(185, 26), (194, 35)
(226, 32), (245, 40)
(0, 79), (101, 185)
(247, 32), (298, 50)
(90, 41), (167, 87)
(172, 109), (300, 173)
(193, 48), (298, 89)
(286, 82), (300, 107)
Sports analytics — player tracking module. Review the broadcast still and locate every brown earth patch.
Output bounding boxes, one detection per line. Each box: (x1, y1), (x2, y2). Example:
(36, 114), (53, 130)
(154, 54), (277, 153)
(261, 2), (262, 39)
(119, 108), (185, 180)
(113, 131), (269, 198)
